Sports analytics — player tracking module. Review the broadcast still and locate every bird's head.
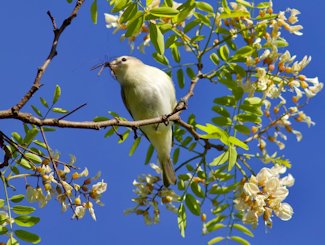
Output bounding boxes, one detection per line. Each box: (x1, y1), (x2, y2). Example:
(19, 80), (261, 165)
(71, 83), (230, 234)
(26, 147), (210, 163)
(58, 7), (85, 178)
(108, 56), (143, 78)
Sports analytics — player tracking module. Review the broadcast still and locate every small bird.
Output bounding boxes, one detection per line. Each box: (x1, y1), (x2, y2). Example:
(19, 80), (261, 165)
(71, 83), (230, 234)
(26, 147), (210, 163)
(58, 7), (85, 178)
(108, 56), (177, 187)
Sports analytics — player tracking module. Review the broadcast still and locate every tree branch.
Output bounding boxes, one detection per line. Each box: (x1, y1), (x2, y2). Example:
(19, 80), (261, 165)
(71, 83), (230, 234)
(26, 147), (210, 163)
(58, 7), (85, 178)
(10, 0), (85, 114)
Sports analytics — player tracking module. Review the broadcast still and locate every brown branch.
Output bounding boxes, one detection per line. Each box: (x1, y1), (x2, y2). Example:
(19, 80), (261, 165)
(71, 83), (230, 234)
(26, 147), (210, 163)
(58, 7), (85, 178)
(10, 0), (85, 114)
(0, 109), (181, 130)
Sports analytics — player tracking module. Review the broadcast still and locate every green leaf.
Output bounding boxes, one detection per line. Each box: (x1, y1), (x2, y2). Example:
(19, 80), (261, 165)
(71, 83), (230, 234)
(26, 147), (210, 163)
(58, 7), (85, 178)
(17, 158), (32, 170)
(212, 106), (230, 117)
(237, 114), (262, 123)
(185, 194), (201, 216)
(234, 46), (254, 57)
(176, 0), (196, 23)
(228, 146), (237, 171)
(52, 107), (68, 114)
(118, 130), (130, 143)
(234, 125), (250, 135)
(31, 105), (42, 117)
(104, 127), (116, 138)
(228, 136), (249, 150)
(196, 1), (214, 13)
(14, 216), (40, 227)
(150, 7), (179, 17)
(232, 223), (254, 237)
(111, 0), (129, 12)
(210, 53), (220, 65)
(186, 67), (196, 79)
(239, 104), (263, 116)
(210, 151), (229, 166)
(149, 22), (165, 55)
(218, 45), (229, 61)
(0, 199), (4, 208)
(66, 0), (73, 3)
(43, 127), (56, 132)
(39, 97), (48, 108)
(52, 85), (61, 104)
(256, 2), (271, 8)
(244, 97), (262, 105)
(208, 237), (225, 245)
(15, 230), (41, 244)
(90, 0), (98, 24)
(230, 236), (250, 245)
(12, 206), (36, 215)
(214, 96), (236, 107)
(184, 19), (200, 33)
(24, 153), (42, 164)
(120, 3), (137, 23)
(190, 182), (205, 198)
(0, 226), (8, 235)
(145, 144), (154, 164)
(212, 117), (232, 127)
(194, 12), (210, 26)
(152, 52), (169, 65)
(205, 215), (226, 232)
(93, 116), (109, 122)
(125, 12), (144, 37)
(171, 44), (180, 63)
(220, 10), (250, 19)
(24, 128), (39, 145)
(177, 69), (185, 88)
(177, 204), (186, 238)
(236, 0), (253, 8)
(129, 137), (141, 156)
(173, 148), (180, 163)
(12, 132), (23, 145)
(6, 237), (19, 245)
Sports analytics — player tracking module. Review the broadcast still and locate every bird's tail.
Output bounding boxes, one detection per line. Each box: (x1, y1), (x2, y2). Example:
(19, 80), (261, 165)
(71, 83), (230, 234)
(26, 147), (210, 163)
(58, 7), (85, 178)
(161, 157), (177, 187)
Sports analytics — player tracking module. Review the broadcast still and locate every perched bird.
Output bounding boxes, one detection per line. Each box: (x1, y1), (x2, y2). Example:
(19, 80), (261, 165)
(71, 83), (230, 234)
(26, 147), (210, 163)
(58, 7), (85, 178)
(108, 56), (177, 187)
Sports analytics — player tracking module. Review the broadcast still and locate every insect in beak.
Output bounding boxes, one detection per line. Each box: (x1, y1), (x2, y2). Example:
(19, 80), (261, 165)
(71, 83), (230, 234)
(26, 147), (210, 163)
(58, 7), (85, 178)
(91, 62), (111, 76)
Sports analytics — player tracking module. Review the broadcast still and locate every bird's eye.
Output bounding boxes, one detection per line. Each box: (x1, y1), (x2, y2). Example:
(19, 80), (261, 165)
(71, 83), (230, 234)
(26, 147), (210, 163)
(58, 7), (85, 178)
(121, 57), (127, 62)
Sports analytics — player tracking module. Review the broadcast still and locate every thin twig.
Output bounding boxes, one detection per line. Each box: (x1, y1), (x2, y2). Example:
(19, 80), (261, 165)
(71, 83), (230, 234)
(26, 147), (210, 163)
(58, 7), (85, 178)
(11, 0), (85, 114)
(57, 103), (87, 121)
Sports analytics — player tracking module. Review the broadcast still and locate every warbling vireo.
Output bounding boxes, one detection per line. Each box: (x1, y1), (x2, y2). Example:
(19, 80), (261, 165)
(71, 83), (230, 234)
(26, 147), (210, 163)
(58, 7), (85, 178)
(108, 56), (177, 187)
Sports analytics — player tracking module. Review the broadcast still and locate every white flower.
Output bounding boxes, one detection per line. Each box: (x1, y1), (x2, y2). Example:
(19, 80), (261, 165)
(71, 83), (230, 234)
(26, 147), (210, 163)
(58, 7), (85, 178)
(243, 210), (258, 226)
(89, 207), (96, 221)
(243, 182), (260, 197)
(279, 50), (296, 64)
(292, 56), (311, 73)
(256, 68), (268, 91)
(287, 8), (301, 24)
(26, 186), (48, 208)
(79, 168), (89, 177)
(92, 180), (107, 195)
(270, 165), (287, 176)
(256, 168), (273, 186)
(264, 177), (280, 194)
(274, 203), (293, 221)
(272, 186), (289, 202)
(260, 49), (271, 60)
(281, 174), (295, 187)
(73, 206), (86, 219)
(150, 163), (162, 174)
(104, 13), (119, 29)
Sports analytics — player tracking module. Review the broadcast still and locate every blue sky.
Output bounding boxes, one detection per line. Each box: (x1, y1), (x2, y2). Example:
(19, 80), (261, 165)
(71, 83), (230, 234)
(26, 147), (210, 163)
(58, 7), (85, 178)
(0, 0), (324, 244)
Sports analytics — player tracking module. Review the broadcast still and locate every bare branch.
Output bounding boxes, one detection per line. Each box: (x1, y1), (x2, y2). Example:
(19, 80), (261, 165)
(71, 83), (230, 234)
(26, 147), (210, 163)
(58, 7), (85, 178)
(11, 0), (86, 114)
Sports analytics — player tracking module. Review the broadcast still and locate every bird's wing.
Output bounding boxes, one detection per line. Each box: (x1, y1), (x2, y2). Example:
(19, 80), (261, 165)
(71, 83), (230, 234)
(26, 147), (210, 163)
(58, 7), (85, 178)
(120, 87), (134, 120)
(121, 87), (150, 140)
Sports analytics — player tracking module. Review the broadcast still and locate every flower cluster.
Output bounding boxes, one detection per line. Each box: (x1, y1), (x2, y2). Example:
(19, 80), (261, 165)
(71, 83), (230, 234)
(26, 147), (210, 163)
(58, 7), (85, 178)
(25, 162), (107, 221)
(125, 163), (179, 225)
(234, 165), (294, 228)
